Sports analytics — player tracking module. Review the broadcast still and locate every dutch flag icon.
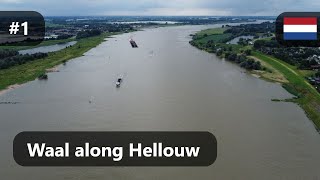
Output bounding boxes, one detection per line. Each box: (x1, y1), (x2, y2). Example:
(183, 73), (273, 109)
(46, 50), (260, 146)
(283, 17), (318, 40)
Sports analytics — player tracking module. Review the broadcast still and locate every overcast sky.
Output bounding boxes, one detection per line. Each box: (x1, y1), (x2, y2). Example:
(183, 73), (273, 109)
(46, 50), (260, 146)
(1, 0), (320, 16)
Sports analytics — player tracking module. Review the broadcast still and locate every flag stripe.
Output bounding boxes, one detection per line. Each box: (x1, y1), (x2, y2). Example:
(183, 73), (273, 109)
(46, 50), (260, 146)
(284, 17), (317, 25)
(284, 32), (317, 40)
(283, 25), (317, 32)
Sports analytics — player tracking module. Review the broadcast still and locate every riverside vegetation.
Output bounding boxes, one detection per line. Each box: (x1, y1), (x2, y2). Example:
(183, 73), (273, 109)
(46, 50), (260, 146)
(190, 22), (320, 131)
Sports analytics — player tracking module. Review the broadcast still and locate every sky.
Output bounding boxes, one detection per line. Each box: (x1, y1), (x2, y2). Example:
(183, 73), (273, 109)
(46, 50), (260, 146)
(1, 0), (320, 16)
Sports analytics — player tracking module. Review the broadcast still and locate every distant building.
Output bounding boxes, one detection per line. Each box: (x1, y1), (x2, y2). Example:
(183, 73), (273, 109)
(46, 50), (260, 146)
(44, 34), (58, 40)
(307, 55), (320, 64)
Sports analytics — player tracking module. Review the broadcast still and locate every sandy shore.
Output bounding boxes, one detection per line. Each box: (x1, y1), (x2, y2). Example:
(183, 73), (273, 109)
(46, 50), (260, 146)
(46, 66), (60, 73)
(0, 84), (23, 96)
(0, 66), (60, 96)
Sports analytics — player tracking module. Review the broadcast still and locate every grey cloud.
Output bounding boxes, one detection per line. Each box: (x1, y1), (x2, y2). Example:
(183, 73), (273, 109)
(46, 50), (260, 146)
(0, 0), (319, 16)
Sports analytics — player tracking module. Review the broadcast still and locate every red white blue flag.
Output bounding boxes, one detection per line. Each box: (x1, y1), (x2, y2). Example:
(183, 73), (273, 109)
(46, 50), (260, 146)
(283, 17), (317, 40)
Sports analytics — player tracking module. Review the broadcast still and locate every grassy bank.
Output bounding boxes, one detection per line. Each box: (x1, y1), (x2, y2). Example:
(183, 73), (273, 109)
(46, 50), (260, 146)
(0, 32), (117, 91)
(190, 27), (320, 130)
(191, 27), (232, 46)
(252, 52), (320, 130)
(249, 56), (288, 83)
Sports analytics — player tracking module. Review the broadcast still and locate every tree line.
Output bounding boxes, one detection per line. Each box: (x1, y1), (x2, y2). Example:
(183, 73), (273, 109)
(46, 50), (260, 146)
(76, 29), (102, 39)
(0, 50), (48, 70)
(254, 39), (320, 69)
(0, 49), (19, 59)
(224, 51), (261, 70)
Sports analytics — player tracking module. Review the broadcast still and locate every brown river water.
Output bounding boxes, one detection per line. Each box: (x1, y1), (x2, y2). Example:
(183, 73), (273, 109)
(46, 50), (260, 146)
(1, 24), (320, 180)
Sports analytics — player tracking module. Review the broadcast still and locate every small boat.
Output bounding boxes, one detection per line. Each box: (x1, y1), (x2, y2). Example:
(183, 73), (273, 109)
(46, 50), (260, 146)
(129, 39), (138, 48)
(116, 78), (123, 88)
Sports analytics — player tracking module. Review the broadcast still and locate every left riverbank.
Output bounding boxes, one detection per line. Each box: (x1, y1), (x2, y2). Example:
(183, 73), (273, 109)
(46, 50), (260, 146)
(0, 32), (121, 92)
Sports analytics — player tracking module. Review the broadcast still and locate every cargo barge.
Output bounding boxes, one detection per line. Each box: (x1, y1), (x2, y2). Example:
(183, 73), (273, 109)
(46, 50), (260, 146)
(130, 39), (138, 48)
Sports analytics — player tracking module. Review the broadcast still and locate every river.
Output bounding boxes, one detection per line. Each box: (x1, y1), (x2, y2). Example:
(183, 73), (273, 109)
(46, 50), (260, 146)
(19, 41), (77, 55)
(1, 24), (320, 179)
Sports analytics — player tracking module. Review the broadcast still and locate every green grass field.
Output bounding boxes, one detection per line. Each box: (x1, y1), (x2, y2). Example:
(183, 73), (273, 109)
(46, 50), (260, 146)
(0, 32), (117, 91)
(196, 33), (232, 44)
(191, 35), (235, 54)
(192, 27), (232, 44)
(45, 22), (68, 28)
(195, 27), (229, 37)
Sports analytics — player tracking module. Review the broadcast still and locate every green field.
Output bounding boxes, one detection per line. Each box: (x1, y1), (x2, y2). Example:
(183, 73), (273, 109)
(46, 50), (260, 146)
(190, 27), (236, 54)
(192, 27), (232, 44)
(45, 22), (68, 28)
(195, 27), (229, 37)
(0, 32), (118, 91)
(196, 33), (232, 44)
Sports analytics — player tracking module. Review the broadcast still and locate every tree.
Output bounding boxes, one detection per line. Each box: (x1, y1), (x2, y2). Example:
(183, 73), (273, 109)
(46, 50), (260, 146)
(0, 52), (48, 70)
(254, 40), (265, 49)
(216, 49), (223, 56)
(236, 55), (247, 64)
(227, 53), (237, 62)
(76, 29), (102, 39)
(225, 52), (231, 58)
(252, 61), (261, 70)
(244, 49), (252, 55)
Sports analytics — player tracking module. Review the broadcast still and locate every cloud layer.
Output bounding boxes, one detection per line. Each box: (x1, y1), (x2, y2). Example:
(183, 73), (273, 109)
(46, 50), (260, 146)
(0, 0), (319, 16)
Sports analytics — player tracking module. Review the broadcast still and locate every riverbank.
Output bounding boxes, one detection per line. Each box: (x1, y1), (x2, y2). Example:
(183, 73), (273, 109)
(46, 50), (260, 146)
(252, 52), (320, 130)
(0, 32), (121, 92)
(190, 28), (320, 131)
